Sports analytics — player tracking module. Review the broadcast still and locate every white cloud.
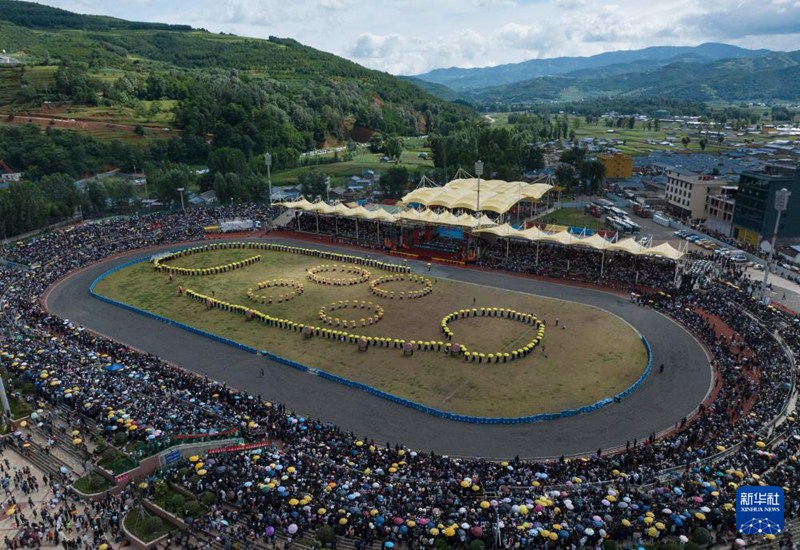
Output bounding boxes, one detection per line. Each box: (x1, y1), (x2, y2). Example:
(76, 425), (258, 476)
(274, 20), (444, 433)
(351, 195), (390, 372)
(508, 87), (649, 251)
(26, 0), (800, 75)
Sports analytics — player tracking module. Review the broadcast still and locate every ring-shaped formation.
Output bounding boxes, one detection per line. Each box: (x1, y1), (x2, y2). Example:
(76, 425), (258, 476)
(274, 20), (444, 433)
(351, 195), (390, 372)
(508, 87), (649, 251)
(307, 264), (371, 286)
(247, 279), (304, 304)
(369, 274), (433, 300)
(441, 307), (545, 363)
(319, 300), (384, 328)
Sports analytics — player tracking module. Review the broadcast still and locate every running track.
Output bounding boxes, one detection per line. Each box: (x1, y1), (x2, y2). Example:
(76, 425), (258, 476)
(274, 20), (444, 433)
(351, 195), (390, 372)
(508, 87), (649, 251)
(44, 237), (711, 459)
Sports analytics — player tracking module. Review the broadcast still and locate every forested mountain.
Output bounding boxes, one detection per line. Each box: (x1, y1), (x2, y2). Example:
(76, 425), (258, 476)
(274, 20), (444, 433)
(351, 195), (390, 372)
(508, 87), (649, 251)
(411, 43), (773, 92)
(0, 0), (475, 169)
(463, 51), (800, 105)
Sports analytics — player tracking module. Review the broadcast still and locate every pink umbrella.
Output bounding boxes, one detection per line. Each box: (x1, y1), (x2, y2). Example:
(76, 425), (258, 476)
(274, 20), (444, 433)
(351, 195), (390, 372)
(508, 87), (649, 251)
(393, 517), (404, 526)
(691, 496), (703, 503)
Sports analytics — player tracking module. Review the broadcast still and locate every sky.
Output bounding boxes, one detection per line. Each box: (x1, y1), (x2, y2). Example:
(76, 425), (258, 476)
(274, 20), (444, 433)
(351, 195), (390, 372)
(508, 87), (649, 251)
(31, 0), (800, 75)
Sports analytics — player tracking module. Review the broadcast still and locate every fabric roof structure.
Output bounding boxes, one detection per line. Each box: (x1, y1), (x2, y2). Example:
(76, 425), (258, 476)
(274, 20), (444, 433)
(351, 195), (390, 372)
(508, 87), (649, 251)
(474, 223), (523, 239)
(642, 242), (684, 260)
(279, 198), (315, 210)
(476, 225), (684, 260)
(400, 177), (553, 214)
(607, 238), (646, 255)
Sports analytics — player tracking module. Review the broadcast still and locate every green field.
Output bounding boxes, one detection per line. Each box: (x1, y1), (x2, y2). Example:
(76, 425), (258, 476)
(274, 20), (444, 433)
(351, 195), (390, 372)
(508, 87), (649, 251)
(273, 148), (435, 188)
(536, 208), (606, 231)
(94, 245), (647, 417)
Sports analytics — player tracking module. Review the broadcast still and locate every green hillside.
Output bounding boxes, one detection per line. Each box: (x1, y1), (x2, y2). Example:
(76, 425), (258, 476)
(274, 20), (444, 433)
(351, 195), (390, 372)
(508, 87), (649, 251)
(464, 52), (800, 105)
(0, 0), (475, 165)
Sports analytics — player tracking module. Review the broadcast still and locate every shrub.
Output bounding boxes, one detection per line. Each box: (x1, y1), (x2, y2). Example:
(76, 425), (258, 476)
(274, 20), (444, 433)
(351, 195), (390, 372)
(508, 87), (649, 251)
(184, 500), (203, 518)
(603, 542), (621, 550)
(153, 480), (168, 500)
(113, 432), (128, 447)
(200, 492), (216, 507)
(317, 526), (335, 546)
(88, 473), (108, 491)
(166, 493), (185, 513)
(469, 540), (486, 550)
(684, 543), (702, 550)
(101, 447), (117, 464)
(143, 516), (163, 537)
(691, 527), (712, 545)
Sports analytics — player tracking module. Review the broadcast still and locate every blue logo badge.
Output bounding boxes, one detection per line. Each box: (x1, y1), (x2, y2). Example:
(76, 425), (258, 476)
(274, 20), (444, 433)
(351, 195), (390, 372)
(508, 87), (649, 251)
(736, 486), (784, 535)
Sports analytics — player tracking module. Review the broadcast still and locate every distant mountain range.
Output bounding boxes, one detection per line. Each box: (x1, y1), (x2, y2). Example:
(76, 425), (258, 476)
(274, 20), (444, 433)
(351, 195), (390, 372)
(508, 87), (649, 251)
(404, 43), (800, 104)
(409, 43), (774, 91)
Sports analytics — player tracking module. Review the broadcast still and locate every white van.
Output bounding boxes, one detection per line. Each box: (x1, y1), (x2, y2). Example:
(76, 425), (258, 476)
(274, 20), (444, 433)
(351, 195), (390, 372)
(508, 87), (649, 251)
(730, 251), (748, 263)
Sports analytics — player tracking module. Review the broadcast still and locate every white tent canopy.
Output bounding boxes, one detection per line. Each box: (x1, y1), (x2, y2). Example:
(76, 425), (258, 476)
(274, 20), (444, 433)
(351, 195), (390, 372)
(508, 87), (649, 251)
(401, 177), (553, 214)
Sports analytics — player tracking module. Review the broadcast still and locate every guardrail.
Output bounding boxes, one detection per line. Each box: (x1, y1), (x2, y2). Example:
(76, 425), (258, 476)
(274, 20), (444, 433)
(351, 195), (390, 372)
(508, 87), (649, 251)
(90, 248), (654, 425)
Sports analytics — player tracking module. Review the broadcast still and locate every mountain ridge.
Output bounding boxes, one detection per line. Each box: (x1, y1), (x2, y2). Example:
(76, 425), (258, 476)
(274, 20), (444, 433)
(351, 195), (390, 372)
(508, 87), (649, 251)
(410, 43), (775, 92)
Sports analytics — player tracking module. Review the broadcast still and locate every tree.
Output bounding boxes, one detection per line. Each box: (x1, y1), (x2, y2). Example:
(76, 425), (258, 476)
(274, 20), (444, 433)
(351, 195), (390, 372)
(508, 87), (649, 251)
(681, 136), (691, 148)
(380, 166), (409, 199)
(299, 171), (328, 199)
(208, 147), (248, 176)
(384, 136), (403, 160)
(698, 138), (707, 151)
(555, 163), (577, 193)
(580, 159), (607, 195)
(144, 162), (192, 201)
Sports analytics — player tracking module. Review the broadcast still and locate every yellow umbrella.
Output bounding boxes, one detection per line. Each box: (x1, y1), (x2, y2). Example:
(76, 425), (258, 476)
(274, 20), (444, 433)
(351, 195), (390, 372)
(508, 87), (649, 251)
(197, 469), (207, 476)
(72, 438), (82, 445)
(621, 519), (631, 527)
(695, 512), (706, 521)
(189, 455), (199, 462)
(288, 498), (299, 506)
(19, 420), (27, 428)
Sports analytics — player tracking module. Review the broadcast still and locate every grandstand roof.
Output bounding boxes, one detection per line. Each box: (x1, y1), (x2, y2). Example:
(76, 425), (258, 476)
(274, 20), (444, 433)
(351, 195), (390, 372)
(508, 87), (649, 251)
(400, 178), (553, 214)
(475, 224), (685, 259)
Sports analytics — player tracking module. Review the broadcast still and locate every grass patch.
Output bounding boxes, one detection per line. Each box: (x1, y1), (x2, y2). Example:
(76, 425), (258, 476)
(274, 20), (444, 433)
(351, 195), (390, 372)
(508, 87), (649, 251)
(73, 472), (112, 494)
(94, 245), (647, 417)
(536, 208), (606, 231)
(272, 148), (433, 188)
(124, 507), (173, 543)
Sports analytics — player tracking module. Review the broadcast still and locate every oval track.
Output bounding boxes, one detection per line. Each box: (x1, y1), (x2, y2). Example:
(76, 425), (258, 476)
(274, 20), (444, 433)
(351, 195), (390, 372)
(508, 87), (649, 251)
(45, 237), (711, 459)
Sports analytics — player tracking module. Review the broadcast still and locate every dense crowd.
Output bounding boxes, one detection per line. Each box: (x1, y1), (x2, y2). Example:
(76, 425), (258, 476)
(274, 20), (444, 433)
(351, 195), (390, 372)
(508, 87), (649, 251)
(0, 206), (797, 550)
(478, 240), (676, 290)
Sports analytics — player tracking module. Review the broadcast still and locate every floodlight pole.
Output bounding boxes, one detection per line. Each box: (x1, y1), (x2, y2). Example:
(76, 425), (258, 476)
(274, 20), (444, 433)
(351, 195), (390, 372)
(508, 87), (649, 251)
(475, 160), (484, 260)
(264, 152), (273, 204)
(761, 188), (791, 302)
(176, 187), (185, 213)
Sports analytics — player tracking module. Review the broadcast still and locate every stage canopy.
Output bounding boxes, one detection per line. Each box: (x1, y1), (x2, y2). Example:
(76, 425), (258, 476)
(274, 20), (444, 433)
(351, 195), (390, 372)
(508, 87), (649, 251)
(476, 224), (685, 259)
(400, 178), (553, 214)
(278, 199), (683, 260)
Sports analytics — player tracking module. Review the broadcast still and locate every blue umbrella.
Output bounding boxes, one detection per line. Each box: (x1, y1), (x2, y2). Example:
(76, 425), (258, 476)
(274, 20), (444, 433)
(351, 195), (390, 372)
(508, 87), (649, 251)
(105, 363), (124, 372)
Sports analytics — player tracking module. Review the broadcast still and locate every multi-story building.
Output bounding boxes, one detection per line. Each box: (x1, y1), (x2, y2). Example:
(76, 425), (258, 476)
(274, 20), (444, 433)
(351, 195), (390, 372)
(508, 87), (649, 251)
(704, 187), (737, 237)
(664, 170), (727, 221)
(597, 152), (633, 179)
(732, 164), (800, 246)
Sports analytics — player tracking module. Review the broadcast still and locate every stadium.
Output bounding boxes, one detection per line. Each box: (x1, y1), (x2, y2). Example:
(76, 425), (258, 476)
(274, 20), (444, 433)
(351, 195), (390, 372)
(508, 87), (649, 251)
(0, 199), (798, 550)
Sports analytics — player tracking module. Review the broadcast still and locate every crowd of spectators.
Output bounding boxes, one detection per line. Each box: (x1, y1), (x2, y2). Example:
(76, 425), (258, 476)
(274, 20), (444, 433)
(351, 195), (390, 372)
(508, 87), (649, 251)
(0, 206), (797, 549)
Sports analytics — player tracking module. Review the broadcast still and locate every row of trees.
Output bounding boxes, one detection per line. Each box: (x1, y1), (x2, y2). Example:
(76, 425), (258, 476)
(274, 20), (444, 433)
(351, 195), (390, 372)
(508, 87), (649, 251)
(554, 147), (606, 195)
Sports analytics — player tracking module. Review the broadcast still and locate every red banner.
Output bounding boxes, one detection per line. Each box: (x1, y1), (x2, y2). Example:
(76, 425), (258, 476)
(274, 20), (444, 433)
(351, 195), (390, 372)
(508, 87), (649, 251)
(207, 440), (274, 455)
(172, 428), (239, 441)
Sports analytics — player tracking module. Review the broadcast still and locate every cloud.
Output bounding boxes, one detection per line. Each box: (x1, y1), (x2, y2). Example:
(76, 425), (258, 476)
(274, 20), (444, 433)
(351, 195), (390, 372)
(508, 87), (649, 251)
(679, 1), (800, 38)
(26, 0), (800, 75)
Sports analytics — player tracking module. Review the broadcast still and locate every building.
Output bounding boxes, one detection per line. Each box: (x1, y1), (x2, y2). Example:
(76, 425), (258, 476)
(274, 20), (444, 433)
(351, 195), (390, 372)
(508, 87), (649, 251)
(597, 152), (633, 179)
(732, 164), (800, 247)
(664, 170), (727, 221)
(704, 186), (737, 237)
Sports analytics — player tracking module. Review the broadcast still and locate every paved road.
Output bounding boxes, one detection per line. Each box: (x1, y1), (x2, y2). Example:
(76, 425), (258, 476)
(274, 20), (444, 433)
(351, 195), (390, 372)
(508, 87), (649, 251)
(45, 237), (712, 459)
